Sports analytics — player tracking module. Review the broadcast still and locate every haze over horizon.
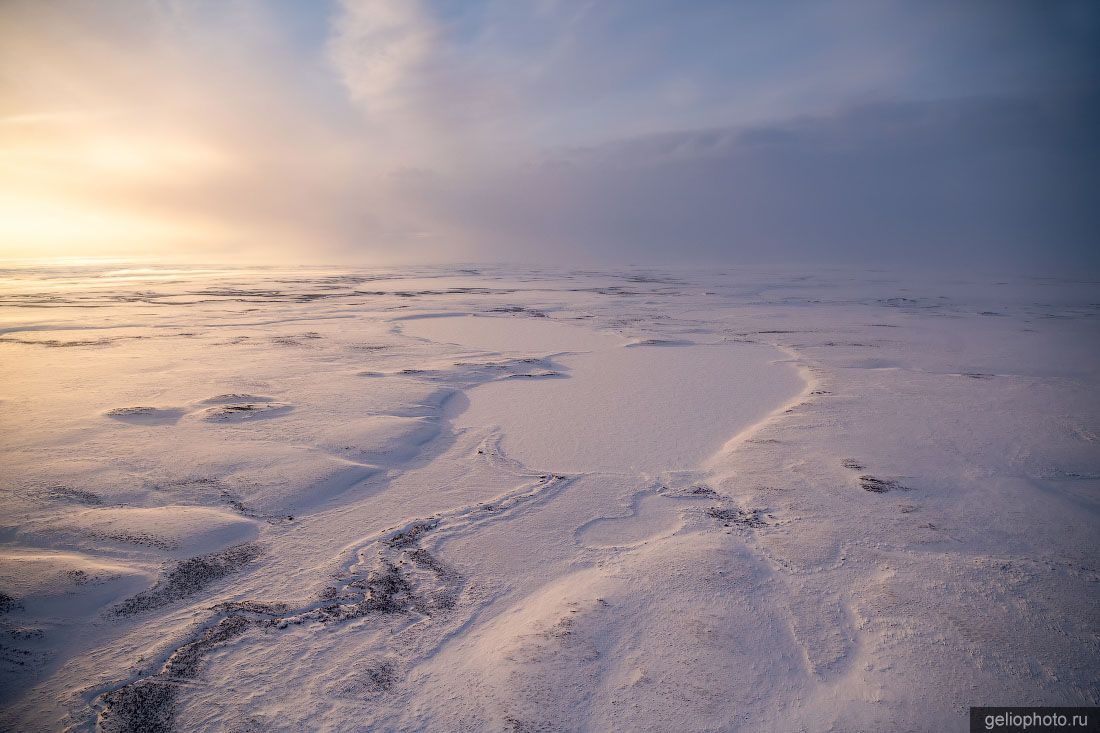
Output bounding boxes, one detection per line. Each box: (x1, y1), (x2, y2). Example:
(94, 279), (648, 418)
(1, 0), (1098, 272)
(2, 7), (1099, 728)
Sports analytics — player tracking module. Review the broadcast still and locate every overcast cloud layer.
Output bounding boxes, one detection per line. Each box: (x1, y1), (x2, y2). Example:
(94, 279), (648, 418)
(1, 0), (1097, 270)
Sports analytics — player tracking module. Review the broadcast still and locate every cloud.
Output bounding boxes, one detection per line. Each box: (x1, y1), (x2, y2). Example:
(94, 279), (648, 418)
(0, 0), (1097, 270)
(397, 91), (1100, 270)
(327, 0), (435, 116)
(0, 0), (399, 261)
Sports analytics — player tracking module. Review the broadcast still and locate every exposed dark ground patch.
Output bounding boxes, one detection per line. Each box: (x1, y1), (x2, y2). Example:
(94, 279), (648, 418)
(1, 622), (44, 642)
(43, 485), (104, 505)
(386, 519), (441, 549)
(201, 403), (291, 421)
(0, 642), (33, 671)
(113, 543), (263, 616)
(486, 306), (548, 317)
(105, 407), (160, 417)
(66, 569), (90, 585)
(98, 612), (275, 733)
(81, 530), (178, 551)
(859, 475), (906, 493)
(706, 506), (768, 528)
(504, 714), (558, 733)
(95, 514), (467, 732)
(91, 476), (569, 732)
(201, 394), (274, 404)
(841, 458), (866, 471)
(327, 660), (399, 700)
(360, 661), (398, 693)
(105, 406), (186, 425)
(0, 336), (116, 348)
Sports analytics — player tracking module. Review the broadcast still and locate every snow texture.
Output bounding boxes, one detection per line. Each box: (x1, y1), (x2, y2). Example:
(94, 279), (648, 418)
(0, 264), (1096, 732)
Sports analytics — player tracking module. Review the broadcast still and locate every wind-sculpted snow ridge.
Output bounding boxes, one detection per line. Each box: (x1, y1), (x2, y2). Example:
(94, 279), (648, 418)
(93, 473), (572, 733)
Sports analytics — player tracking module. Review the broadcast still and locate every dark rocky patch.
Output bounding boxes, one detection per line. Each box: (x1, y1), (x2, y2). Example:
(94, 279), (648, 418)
(211, 600), (289, 616)
(97, 678), (176, 733)
(879, 297), (920, 307)
(0, 337), (114, 348)
(99, 614), (266, 733)
(362, 661), (397, 692)
(386, 519), (441, 549)
(202, 402), (291, 421)
(94, 499), (479, 730)
(706, 507), (768, 528)
(487, 305), (548, 317)
(114, 543), (263, 616)
(0, 643), (32, 669)
(45, 485), (104, 505)
(859, 475), (905, 493)
(106, 407), (159, 417)
(406, 548), (449, 575)
(2, 623), (44, 641)
(203, 393), (274, 404)
(349, 562), (416, 615)
(106, 406), (185, 424)
(87, 530), (178, 551)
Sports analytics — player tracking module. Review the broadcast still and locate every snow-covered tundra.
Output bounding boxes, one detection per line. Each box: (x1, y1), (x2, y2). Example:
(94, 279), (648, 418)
(0, 265), (1096, 732)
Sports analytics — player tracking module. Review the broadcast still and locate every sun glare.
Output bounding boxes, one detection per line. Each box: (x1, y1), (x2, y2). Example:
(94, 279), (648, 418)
(0, 126), (231, 260)
(0, 191), (224, 260)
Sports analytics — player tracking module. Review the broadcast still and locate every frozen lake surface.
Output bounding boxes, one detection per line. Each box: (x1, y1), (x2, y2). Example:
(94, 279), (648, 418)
(406, 315), (802, 473)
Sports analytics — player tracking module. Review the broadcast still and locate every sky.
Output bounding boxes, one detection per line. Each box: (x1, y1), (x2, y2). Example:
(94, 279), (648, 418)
(0, 0), (1097, 270)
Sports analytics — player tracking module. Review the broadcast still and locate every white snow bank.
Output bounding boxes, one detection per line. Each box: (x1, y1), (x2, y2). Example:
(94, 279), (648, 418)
(318, 415), (440, 465)
(0, 550), (151, 621)
(18, 506), (258, 556)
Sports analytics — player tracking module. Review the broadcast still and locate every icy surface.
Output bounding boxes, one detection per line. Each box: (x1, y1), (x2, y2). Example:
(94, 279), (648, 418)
(0, 264), (1097, 732)
(454, 341), (802, 474)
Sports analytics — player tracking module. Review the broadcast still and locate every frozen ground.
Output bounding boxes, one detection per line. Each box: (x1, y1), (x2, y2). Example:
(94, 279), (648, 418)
(0, 264), (1096, 732)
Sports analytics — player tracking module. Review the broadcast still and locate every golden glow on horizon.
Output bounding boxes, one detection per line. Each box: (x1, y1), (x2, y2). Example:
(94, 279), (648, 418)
(0, 125), (234, 259)
(0, 194), (215, 257)
(0, 1), (305, 264)
(0, 1), (441, 265)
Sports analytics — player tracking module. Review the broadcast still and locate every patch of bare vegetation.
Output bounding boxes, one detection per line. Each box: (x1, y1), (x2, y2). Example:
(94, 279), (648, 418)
(859, 475), (906, 493)
(113, 543), (263, 616)
(43, 484), (103, 505)
(706, 506), (768, 528)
